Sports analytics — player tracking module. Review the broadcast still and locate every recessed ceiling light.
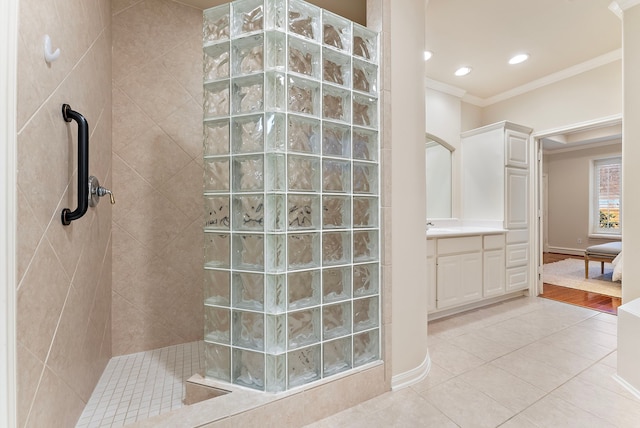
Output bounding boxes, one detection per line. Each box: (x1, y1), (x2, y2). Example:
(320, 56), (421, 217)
(509, 53), (529, 65)
(424, 50), (433, 61)
(454, 66), (472, 77)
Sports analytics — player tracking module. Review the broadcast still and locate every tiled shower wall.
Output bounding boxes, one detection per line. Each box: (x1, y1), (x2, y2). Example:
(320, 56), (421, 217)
(15, 0), (113, 426)
(111, 0), (205, 355)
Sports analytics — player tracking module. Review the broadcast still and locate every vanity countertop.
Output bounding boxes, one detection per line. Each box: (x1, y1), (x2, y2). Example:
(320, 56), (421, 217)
(426, 227), (507, 238)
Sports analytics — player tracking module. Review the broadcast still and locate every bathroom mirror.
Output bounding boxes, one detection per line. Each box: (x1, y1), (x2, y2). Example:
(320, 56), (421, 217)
(425, 134), (453, 219)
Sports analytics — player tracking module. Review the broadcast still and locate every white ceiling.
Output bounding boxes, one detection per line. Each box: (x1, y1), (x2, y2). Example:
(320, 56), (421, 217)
(425, 0), (622, 105)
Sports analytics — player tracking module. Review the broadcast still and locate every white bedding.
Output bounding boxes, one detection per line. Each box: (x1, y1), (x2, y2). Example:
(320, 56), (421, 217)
(612, 251), (623, 282)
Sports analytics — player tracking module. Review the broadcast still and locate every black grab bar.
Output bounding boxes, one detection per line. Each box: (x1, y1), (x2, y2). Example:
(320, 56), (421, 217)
(61, 104), (89, 226)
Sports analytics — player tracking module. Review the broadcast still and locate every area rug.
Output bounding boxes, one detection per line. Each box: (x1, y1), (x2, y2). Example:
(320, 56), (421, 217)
(542, 258), (622, 298)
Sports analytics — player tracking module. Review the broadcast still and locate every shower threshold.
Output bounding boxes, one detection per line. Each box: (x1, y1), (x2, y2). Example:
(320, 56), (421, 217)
(76, 341), (205, 427)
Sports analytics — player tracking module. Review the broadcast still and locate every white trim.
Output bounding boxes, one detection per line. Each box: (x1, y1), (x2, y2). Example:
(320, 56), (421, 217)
(533, 114), (623, 140)
(391, 352), (431, 390)
(613, 374), (640, 400)
(543, 138), (622, 155)
(546, 246), (586, 257)
(425, 78), (466, 99)
(614, 0), (640, 12)
(0, 0), (18, 426)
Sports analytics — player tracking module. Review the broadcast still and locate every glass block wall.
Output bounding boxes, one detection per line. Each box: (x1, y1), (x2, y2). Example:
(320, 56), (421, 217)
(202, 0), (380, 392)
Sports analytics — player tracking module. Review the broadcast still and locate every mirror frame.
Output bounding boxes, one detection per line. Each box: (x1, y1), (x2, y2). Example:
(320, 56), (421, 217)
(425, 133), (456, 221)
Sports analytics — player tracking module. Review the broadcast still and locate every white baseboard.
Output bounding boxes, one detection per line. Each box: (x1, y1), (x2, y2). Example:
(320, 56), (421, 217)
(546, 246), (585, 256)
(612, 374), (640, 401)
(391, 352), (431, 390)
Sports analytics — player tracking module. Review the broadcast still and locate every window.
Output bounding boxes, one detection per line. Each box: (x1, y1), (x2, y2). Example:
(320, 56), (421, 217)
(591, 156), (621, 235)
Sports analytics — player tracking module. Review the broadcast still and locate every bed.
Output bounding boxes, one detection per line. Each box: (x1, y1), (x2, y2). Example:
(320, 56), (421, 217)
(584, 241), (622, 279)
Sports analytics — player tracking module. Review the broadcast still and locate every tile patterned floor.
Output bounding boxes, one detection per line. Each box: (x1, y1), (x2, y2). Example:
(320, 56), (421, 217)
(76, 341), (204, 428)
(307, 297), (640, 428)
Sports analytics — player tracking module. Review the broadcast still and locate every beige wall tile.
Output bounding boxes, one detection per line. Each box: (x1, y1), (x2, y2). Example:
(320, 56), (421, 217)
(112, 86), (156, 153)
(16, 189), (43, 283)
(16, 342), (44, 428)
(25, 367), (86, 428)
(159, 99), (205, 162)
(160, 160), (205, 223)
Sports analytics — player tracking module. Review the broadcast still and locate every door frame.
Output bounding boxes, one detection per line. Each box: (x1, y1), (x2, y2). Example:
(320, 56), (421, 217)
(531, 114), (623, 297)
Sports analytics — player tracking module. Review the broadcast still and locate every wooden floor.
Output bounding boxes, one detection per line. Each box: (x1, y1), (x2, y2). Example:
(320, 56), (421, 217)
(539, 253), (621, 315)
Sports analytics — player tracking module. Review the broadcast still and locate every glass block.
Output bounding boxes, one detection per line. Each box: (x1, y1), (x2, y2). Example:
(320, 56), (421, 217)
(233, 75), (264, 114)
(353, 128), (378, 161)
(323, 266), (351, 303)
(204, 157), (230, 192)
(233, 234), (264, 270)
(264, 0), (286, 30)
(353, 196), (378, 228)
(233, 155), (264, 192)
(353, 230), (378, 262)
(323, 337), (351, 376)
(205, 195), (230, 230)
(323, 302), (351, 340)
(265, 353), (286, 392)
(205, 343), (231, 382)
(204, 80), (230, 119)
(322, 85), (350, 123)
(353, 329), (379, 367)
(204, 233), (230, 268)
(288, 0), (320, 41)
(353, 296), (379, 332)
(204, 4), (230, 44)
(232, 272), (264, 310)
(233, 348), (265, 390)
(288, 308), (320, 349)
(353, 263), (379, 298)
(322, 48), (350, 87)
(265, 72), (286, 111)
(265, 274), (286, 314)
(204, 306), (230, 344)
(352, 94), (377, 128)
(287, 270), (320, 310)
(233, 195), (264, 231)
(265, 153), (286, 191)
(233, 310), (264, 350)
(322, 159), (350, 193)
(288, 233), (320, 269)
(353, 162), (378, 194)
(232, 34), (264, 75)
(232, 115), (264, 154)
(287, 155), (320, 192)
(204, 119), (230, 156)
(322, 10), (351, 52)
(288, 76), (320, 116)
(353, 58), (378, 94)
(288, 115), (320, 154)
(265, 314), (286, 353)
(288, 345), (321, 387)
(322, 196), (350, 229)
(204, 42), (230, 82)
(322, 122), (350, 158)
(265, 234), (286, 272)
(265, 113), (286, 152)
(232, 0), (264, 36)
(322, 231), (351, 266)
(265, 30), (287, 70)
(287, 194), (320, 230)
(288, 36), (320, 78)
(204, 269), (230, 306)
(265, 194), (286, 232)
(353, 24), (378, 63)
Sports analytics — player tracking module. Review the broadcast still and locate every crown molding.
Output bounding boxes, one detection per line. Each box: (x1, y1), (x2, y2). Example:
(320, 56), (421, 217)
(425, 78), (466, 98)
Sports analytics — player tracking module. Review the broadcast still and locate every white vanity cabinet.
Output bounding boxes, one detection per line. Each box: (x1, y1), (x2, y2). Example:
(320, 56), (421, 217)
(461, 121), (532, 294)
(483, 234), (505, 297)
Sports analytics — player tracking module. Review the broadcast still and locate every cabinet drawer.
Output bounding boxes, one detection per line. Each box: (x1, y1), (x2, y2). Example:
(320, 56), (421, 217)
(437, 236), (482, 255)
(506, 266), (529, 292)
(506, 243), (529, 267)
(484, 234), (505, 250)
(427, 239), (436, 257)
(506, 229), (528, 244)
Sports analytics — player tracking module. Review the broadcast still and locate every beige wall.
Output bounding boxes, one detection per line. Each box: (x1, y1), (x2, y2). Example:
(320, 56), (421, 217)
(15, 0), (112, 426)
(546, 142), (622, 252)
(481, 61), (622, 132)
(111, 0), (204, 355)
(622, 4), (640, 303)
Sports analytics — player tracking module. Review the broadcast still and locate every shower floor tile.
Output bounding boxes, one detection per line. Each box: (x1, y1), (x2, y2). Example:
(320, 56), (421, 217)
(76, 341), (205, 428)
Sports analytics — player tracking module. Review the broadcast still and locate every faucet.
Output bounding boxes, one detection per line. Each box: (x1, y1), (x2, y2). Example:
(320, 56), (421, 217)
(426, 221), (434, 230)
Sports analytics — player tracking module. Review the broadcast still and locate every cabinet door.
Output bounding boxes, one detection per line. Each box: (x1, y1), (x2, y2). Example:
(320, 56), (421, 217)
(427, 257), (437, 312)
(506, 265), (529, 292)
(483, 249), (505, 297)
(436, 255), (462, 309)
(506, 167), (528, 229)
(505, 129), (529, 168)
(460, 252), (483, 303)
